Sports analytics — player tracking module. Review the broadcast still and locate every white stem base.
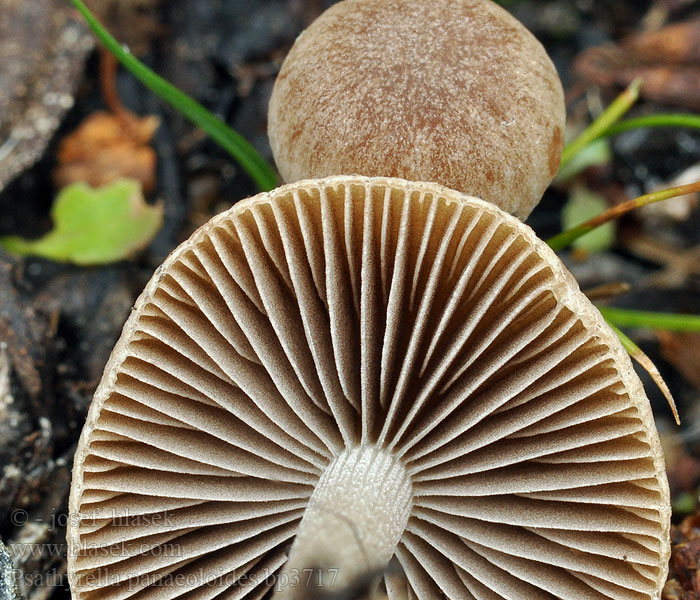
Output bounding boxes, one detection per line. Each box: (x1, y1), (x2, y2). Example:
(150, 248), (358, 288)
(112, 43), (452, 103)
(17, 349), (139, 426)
(274, 445), (413, 597)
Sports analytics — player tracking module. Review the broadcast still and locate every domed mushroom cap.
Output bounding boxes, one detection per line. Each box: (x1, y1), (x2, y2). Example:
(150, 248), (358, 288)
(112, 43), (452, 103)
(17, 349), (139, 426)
(68, 176), (669, 600)
(268, 0), (566, 220)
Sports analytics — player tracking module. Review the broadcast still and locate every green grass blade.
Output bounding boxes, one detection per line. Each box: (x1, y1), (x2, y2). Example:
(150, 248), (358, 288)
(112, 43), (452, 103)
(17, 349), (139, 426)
(601, 113), (700, 138)
(599, 306), (700, 332)
(560, 78), (641, 170)
(69, 0), (278, 191)
(561, 113), (700, 172)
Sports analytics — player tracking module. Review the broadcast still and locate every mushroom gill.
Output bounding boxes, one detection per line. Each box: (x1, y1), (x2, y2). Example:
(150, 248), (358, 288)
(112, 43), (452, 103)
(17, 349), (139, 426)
(68, 176), (670, 600)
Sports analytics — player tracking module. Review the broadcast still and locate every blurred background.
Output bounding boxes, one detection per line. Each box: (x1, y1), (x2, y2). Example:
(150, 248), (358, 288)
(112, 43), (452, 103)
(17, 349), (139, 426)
(1, 1), (700, 598)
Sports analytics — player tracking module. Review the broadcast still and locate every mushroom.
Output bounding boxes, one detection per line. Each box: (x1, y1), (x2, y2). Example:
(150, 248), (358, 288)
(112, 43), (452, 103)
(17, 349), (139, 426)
(68, 176), (670, 600)
(267, 0), (566, 220)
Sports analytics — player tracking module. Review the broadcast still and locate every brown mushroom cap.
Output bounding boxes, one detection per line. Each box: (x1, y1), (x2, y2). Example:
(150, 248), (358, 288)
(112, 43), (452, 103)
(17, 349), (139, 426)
(68, 176), (669, 600)
(268, 0), (566, 220)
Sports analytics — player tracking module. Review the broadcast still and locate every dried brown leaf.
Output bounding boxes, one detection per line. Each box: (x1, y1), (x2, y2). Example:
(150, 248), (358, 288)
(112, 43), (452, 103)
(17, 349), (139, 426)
(665, 513), (700, 600)
(583, 281), (631, 301)
(575, 19), (700, 109)
(53, 111), (159, 194)
(624, 20), (700, 64)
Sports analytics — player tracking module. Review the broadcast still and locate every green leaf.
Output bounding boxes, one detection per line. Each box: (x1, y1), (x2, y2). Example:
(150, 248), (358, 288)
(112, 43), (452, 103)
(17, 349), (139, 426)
(0, 179), (163, 265)
(561, 187), (615, 253)
(555, 138), (611, 182)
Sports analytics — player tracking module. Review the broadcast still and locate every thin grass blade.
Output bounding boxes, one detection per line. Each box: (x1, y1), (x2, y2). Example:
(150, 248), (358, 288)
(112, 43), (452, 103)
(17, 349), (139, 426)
(69, 0), (278, 191)
(547, 181), (700, 251)
(560, 78), (642, 170)
(607, 321), (680, 425)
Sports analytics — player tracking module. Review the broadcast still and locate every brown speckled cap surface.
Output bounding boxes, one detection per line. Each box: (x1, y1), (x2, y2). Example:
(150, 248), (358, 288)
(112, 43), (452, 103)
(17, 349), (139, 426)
(268, 0), (566, 219)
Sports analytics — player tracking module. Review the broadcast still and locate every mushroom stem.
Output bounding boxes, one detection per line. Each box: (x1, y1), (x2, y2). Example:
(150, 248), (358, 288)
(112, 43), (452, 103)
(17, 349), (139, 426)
(275, 445), (413, 597)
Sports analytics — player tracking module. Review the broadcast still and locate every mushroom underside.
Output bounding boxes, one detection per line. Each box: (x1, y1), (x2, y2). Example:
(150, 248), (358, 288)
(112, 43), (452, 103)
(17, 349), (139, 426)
(68, 177), (670, 600)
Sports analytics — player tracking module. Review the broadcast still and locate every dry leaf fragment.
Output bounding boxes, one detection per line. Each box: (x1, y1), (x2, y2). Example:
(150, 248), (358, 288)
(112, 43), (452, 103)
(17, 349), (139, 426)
(0, 0), (93, 191)
(624, 21), (700, 65)
(53, 111), (159, 194)
(672, 540), (700, 599)
(575, 20), (700, 109)
(664, 514), (700, 600)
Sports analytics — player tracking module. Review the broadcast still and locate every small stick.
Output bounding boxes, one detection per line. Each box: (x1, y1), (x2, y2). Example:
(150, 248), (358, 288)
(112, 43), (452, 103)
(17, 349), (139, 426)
(547, 181), (700, 251)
